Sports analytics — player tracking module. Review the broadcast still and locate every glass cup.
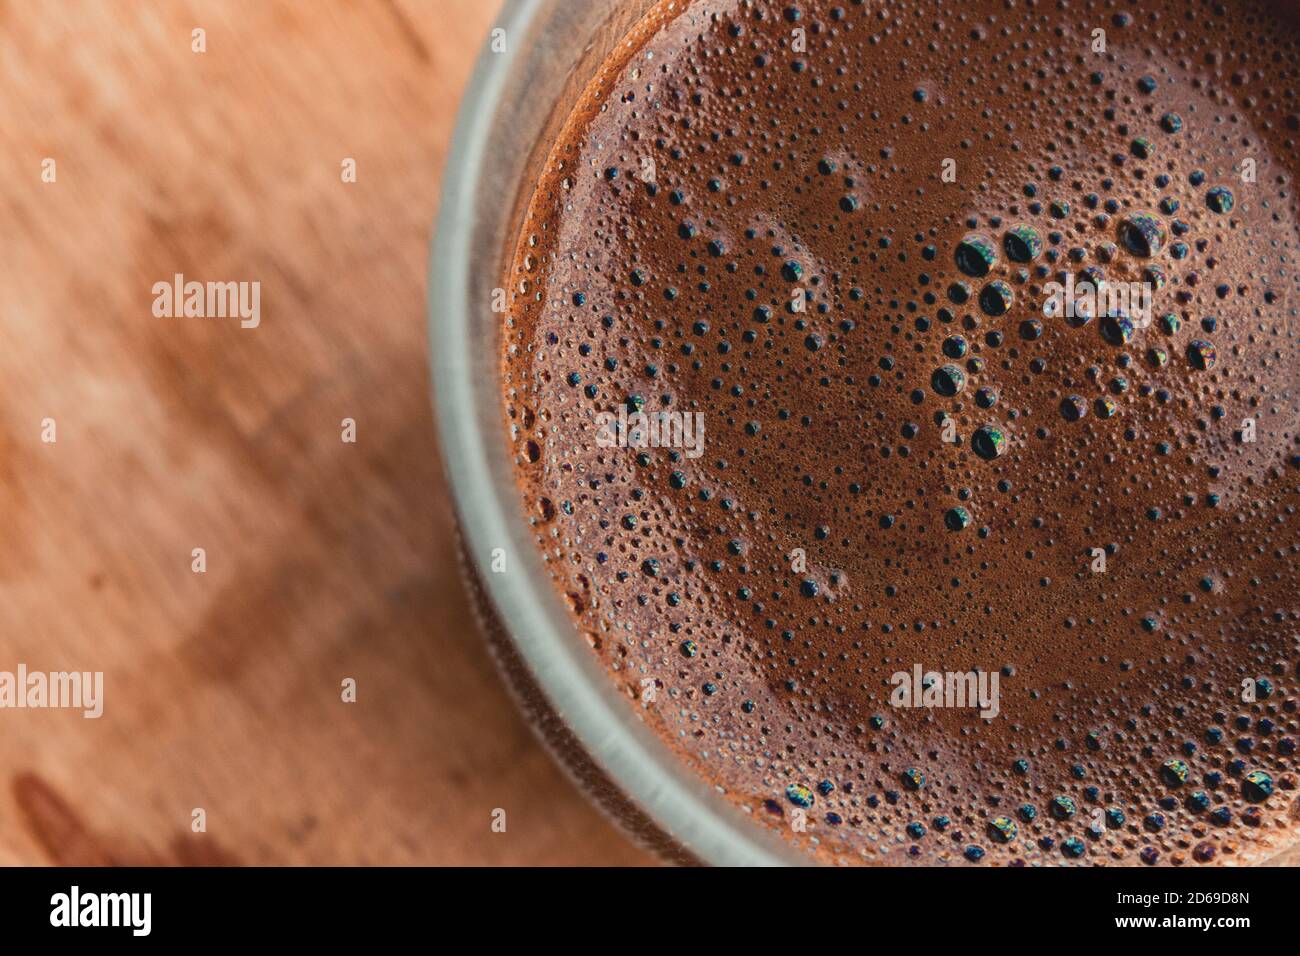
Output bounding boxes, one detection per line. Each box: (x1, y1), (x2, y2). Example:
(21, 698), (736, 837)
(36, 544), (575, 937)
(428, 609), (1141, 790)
(430, 0), (1300, 869)
(428, 0), (802, 866)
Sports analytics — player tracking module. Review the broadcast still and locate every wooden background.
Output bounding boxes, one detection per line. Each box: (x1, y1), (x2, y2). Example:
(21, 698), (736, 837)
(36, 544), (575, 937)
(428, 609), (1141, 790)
(0, 0), (652, 866)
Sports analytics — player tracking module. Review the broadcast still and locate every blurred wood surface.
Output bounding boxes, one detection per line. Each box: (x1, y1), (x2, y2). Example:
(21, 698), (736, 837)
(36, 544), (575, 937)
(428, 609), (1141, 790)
(0, 0), (652, 866)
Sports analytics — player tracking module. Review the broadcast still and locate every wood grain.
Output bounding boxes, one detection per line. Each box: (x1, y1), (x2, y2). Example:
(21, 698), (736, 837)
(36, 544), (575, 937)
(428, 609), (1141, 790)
(0, 0), (653, 866)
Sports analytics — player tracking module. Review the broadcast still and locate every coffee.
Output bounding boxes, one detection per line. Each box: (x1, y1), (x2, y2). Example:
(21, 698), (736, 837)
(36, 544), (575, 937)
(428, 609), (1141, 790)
(500, 0), (1300, 864)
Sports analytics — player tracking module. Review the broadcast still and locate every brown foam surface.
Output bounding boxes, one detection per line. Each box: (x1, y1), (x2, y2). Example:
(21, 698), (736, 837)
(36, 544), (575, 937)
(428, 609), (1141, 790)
(501, 0), (1300, 864)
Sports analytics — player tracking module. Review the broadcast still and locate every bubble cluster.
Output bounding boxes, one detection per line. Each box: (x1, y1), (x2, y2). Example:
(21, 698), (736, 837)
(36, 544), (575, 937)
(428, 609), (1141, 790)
(500, 0), (1300, 866)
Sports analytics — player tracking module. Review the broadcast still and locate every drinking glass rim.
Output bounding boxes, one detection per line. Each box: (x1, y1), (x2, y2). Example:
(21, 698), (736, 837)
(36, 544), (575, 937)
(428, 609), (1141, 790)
(427, 0), (800, 867)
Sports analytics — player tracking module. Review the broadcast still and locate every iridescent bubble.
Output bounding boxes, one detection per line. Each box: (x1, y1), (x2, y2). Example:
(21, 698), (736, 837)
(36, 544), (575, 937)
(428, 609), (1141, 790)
(1131, 137), (1155, 159)
(1187, 339), (1217, 370)
(988, 817), (1018, 843)
(786, 783), (815, 808)
(1050, 795), (1077, 820)
(1067, 297), (1096, 328)
(1120, 212), (1167, 257)
(972, 425), (1007, 460)
(945, 507), (971, 531)
(1004, 224), (1043, 263)
(1078, 265), (1106, 292)
(1206, 186), (1234, 214)
(979, 280), (1014, 316)
(1100, 313), (1135, 346)
(955, 233), (998, 277)
(931, 363), (966, 396)
(1243, 771), (1273, 802)
(1161, 758), (1189, 786)
(1060, 395), (1088, 422)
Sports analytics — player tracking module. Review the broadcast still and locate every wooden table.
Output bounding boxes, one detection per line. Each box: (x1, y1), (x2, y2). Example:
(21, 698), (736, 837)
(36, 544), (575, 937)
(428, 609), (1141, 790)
(0, 0), (652, 866)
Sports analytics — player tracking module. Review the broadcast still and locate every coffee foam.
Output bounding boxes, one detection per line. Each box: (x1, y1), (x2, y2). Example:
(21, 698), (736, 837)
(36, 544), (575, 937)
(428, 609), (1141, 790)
(500, 0), (1300, 865)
